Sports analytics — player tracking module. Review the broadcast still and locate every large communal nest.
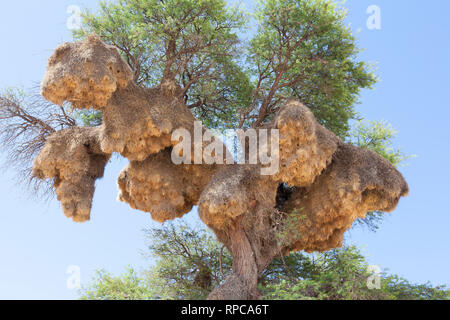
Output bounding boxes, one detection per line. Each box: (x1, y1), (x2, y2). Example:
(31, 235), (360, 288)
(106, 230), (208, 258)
(31, 36), (410, 300)
(99, 82), (196, 161)
(198, 101), (409, 258)
(41, 35), (196, 162)
(272, 99), (339, 186)
(279, 141), (409, 253)
(118, 148), (219, 222)
(41, 35), (133, 108)
(32, 126), (110, 222)
(34, 36), (408, 274)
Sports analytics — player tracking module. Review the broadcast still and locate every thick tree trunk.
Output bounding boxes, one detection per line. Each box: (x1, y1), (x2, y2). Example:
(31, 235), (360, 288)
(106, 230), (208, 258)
(229, 225), (259, 298)
(207, 224), (260, 300)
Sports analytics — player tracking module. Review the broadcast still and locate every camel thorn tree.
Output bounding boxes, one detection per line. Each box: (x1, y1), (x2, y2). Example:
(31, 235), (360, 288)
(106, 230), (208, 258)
(0, 0), (408, 300)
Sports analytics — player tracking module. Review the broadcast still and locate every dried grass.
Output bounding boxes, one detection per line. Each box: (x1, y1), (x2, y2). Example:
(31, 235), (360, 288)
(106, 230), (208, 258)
(272, 99), (339, 186)
(41, 35), (133, 108)
(41, 36), (196, 162)
(280, 142), (409, 253)
(32, 127), (110, 222)
(118, 148), (218, 222)
(99, 82), (195, 161)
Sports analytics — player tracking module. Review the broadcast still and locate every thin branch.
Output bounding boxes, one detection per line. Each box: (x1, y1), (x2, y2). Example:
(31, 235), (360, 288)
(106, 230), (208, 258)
(219, 245), (225, 278)
(0, 87), (76, 197)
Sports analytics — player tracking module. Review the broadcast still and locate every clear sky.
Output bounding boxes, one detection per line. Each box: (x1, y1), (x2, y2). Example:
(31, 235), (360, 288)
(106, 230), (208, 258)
(0, 0), (449, 300)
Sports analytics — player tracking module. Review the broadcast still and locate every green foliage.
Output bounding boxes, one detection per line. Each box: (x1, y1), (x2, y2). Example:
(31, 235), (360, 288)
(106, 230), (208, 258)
(248, 0), (376, 135)
(189, 57), (254, 130)
(353, 210), (385, 232)
(75, 0), (245, 83)
(74, 0), (251, 129)
(73, 0), (376, 134)
(142, 222), (233, 300)
(79, 223), (448, 300)
(79, 267), (152, 300)
(70, 0), (408, 234)
(79, 222), (233, 300)
(261, 246), (449, 300)
(347, 120), (413, 231)
(2, 3), (422, 301)
(378, 274), (449, 300)
(275, 208), (306, 247)
(75, 109), (103, 127)
(350, 120), (411, 167)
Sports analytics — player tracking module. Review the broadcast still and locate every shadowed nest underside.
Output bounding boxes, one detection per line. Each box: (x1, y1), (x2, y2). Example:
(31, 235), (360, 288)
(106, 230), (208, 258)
(32, 126), (110, 222)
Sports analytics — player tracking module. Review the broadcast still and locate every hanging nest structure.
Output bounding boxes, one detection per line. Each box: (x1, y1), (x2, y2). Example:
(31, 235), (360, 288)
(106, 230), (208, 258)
(41, 35), (196, 162)
(32, 126), (110, 222)
(117, 148), (219, 223)
(198, 102), (408, 299)
(33, 36), (409, 300)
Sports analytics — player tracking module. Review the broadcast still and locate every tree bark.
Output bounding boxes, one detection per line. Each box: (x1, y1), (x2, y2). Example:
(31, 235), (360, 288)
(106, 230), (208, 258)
(207, 223), (260, 300)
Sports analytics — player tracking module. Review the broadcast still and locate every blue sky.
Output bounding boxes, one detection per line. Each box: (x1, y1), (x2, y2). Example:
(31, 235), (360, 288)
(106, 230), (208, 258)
(0, 0), (449, 299)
